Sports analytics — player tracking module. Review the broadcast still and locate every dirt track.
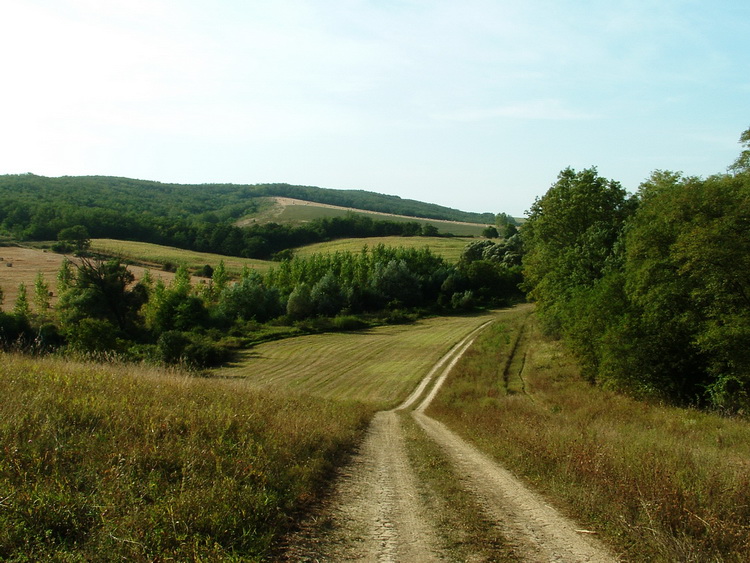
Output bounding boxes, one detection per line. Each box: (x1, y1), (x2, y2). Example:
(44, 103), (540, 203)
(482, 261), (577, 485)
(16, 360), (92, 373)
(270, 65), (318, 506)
(284, 318), (617, 562)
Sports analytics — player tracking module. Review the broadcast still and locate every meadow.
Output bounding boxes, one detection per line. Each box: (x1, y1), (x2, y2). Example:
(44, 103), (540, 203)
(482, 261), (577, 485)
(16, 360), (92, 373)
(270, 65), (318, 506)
(0, 353), (373, 561)
(428, 306), (750, 562)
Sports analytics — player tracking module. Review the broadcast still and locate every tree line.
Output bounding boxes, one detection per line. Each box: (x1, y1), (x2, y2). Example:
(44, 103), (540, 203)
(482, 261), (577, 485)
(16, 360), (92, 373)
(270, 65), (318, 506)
(0, 242), (523, 368)
(0, 175), (497, 241)
(522, 127), (750, 412)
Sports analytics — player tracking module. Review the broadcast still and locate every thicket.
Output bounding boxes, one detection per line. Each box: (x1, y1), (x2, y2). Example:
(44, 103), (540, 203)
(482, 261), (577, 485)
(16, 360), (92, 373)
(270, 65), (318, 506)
(0, 243), (523, 368)
(522, 127), (750, 411)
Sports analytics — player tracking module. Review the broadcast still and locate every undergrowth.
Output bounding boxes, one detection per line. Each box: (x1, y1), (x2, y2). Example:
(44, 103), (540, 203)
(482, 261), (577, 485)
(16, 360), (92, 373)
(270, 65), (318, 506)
(429, 308), (750, 562)
(0, 352), (373, 561)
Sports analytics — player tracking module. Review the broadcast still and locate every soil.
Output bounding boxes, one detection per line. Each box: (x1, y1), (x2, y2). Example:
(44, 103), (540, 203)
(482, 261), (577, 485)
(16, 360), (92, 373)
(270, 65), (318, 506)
(283, 317), (618, 562)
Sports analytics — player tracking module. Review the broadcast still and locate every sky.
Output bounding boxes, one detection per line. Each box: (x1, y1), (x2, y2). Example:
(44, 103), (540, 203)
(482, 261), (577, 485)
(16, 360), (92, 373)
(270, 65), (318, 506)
(1, 0), (748, 216)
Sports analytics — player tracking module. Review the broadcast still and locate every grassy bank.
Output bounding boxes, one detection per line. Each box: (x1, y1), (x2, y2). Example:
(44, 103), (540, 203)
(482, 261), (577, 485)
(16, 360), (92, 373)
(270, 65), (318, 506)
(0, 353), (373, 561)
(429, 307), (750, 561)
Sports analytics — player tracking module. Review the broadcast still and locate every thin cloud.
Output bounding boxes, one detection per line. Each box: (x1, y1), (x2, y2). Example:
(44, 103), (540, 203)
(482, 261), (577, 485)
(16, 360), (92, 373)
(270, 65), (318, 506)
(434, 100), (601, 122)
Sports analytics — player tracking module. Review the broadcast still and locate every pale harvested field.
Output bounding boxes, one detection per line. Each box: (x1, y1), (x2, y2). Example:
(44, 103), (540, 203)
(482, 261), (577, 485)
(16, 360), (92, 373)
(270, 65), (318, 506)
(0, 246), (175, 313)
(215, 312), (497, 409)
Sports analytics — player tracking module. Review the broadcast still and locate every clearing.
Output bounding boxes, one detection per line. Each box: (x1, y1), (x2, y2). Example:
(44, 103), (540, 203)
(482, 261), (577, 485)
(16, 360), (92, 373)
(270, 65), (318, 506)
(237, 196), (489, 236)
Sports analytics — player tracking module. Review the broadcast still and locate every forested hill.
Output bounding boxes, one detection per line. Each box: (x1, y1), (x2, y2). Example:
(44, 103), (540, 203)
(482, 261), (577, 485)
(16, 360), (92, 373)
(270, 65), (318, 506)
(0, 174), (495, 225)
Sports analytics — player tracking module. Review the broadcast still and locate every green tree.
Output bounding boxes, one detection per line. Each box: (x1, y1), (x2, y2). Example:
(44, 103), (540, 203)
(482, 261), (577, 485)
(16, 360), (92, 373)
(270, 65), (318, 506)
(481, 226), (499, 239)
(142, 266), (207, 333)
(57, 258), (145, 336)
(729, 125), (750, 174)
(286, 283), (314, 320)
(57, 225), (91, 253)
(56, 258), (74, 294)
(33, 272), (50, 315)
(13, 283), (30, 319)
(522, 167), (635, 333)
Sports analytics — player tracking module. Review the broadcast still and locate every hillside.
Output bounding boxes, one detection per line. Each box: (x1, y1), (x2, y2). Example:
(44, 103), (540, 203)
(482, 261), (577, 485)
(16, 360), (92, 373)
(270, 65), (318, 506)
(241, 197), (489, 236)
(0, 174), (497, 232)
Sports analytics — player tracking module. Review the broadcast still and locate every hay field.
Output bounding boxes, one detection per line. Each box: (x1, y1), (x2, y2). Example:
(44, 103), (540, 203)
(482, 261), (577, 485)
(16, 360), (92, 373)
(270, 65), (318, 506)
(215, 312), (497, 409)
(0, 246), (177, 312)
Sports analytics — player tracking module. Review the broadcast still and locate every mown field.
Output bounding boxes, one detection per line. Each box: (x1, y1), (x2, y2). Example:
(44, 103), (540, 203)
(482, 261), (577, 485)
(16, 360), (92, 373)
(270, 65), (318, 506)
(90, 239), (273, 274)
(293, 235), (475, 263)
(429, 306), (750, 562)
(239, 197), (489, 236)
(216, 312), (497, 409)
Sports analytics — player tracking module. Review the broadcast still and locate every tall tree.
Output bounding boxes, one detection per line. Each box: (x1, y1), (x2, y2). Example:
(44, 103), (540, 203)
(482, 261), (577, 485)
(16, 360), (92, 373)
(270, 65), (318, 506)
(522, 167), (635, 332)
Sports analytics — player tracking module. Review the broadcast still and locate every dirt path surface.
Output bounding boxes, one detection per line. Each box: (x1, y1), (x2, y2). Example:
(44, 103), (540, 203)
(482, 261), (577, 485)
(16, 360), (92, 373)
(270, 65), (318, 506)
(284, 316), (617, 562)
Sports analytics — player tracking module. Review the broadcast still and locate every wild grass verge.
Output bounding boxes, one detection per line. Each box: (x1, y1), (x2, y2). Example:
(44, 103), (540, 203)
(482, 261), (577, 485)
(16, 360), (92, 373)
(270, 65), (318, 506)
(428, 308), (750, 562)
(0, 352), (373, 561)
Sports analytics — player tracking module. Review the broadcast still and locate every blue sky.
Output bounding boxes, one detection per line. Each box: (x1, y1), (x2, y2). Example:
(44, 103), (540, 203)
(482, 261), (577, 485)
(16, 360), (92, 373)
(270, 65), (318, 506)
(1, 0), (748, 216)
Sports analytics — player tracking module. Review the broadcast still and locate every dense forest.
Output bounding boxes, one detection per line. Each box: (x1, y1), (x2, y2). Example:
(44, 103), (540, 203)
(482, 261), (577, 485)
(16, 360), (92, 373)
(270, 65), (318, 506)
(0, 175), (499, 259)
(522, 126), (750, 412)
(0, 175), (494, 238)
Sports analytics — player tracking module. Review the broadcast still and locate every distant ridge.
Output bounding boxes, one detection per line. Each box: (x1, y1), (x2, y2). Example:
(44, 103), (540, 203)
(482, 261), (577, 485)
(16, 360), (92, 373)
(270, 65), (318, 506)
(0, 174), (496, 225)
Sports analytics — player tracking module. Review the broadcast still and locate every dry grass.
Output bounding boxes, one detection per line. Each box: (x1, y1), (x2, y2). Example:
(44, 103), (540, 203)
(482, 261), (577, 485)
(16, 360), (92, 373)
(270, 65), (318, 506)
(215, 312), (497, 409)
(0, 245), (175, 312)
(429, 307), (750, 562)
(0, 352), (373, 561)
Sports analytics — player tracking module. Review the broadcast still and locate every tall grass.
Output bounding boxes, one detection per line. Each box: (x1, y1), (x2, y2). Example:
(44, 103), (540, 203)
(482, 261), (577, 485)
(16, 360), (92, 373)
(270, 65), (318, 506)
(429, 308), (750, 561)
(0, 353), (373, 561)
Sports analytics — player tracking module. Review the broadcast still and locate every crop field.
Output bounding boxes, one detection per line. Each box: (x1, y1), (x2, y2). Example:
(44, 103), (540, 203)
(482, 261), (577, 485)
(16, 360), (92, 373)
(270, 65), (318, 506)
(90, 239), (273, 274)
(239, 197), (489, 236)
(293, 236), (476, 263)
(215, 311), (498, 409)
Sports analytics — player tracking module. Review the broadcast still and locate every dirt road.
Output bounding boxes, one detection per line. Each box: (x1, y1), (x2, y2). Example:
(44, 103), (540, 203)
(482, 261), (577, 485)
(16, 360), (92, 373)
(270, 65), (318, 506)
(284, 319), (617, 562)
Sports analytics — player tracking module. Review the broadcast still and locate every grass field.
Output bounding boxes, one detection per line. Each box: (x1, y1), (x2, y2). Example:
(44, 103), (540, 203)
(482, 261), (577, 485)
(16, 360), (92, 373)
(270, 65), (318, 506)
(429, 306), (750, 562)
(91, 239), (274, 274)
(0, 353), (373, 561)
(238, 197), (489, 237)
(215, 312), (498, 409)
(293, 236), (476, 263)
